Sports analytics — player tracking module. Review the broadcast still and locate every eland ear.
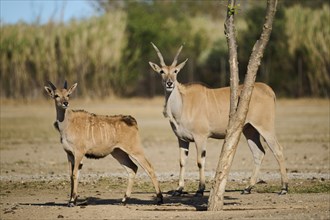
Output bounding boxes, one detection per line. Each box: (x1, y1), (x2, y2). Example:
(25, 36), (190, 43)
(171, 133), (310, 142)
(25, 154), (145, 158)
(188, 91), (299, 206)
(149, 62), (162, 73)
(68, 83), (78, 95)
(44, 86), (55, 98)
(174, 58), (188, 73)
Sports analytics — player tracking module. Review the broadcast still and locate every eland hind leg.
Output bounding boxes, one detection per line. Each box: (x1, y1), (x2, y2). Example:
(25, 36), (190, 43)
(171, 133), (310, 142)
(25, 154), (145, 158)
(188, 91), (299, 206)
(111, 148), (138, 204)
(242, 124), (266, 194)
(128, 148), (163, 204)
(262, 133), (289, 194)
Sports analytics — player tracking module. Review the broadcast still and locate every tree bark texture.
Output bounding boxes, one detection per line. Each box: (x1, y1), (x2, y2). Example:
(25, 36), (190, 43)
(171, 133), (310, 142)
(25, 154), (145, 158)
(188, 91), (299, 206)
(225, 0), (239, 118)
(207, 0), (278, 211)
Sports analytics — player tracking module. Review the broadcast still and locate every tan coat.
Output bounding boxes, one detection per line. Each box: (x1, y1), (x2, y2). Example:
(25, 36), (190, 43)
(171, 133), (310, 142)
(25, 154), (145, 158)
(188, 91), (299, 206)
(149, 43), (288, 196)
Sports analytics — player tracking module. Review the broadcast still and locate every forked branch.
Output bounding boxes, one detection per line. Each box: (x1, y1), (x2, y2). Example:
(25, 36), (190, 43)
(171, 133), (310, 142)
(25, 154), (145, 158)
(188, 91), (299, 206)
(208, 0), (278, 211)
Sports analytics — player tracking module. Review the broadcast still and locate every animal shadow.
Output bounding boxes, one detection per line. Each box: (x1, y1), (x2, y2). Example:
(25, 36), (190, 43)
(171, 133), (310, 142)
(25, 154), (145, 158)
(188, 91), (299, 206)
(19, 190), (240, 210)
(162, 190), (240, 211)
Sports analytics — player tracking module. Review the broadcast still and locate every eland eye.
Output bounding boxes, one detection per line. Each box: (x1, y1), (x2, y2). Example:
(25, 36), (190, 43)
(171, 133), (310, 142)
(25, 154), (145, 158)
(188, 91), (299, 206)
(160, 70), (164, 74)
(54, 94), (59, 98)
(174, 70), (178, 73)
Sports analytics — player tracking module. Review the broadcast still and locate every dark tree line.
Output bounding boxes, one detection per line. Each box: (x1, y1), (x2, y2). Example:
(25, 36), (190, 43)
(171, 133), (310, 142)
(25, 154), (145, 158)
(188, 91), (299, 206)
(1, 0), (328, 99)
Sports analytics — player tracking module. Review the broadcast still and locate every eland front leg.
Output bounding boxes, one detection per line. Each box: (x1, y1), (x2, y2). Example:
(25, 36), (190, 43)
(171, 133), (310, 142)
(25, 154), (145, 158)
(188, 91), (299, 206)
(194, 136), (207, 197)
(111, 148), (138, 205)
(172, 139), (189, 196)
(67, 152), (83, 207)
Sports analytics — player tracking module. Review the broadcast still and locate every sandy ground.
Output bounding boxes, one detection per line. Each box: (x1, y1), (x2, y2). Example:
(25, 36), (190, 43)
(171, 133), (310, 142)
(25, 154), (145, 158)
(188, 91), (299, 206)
(0, 97), (329, 219)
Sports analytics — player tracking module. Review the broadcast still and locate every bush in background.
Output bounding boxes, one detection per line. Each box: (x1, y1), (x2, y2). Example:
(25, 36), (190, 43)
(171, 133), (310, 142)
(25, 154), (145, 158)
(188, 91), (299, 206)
(0, 1), (328, 99)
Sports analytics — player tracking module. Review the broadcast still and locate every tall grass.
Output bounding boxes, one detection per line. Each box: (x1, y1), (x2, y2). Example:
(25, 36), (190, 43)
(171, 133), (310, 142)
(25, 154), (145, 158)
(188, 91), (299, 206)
(0, 12), (126, 99)
(0, 3), (329, 99)
(285, 4), (330, 96)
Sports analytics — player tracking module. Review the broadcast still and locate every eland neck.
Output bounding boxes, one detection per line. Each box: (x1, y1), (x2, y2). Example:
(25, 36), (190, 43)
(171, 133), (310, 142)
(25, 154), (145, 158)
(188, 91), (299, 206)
(55, 104), (67, 123)
(164, 83), (183, 124)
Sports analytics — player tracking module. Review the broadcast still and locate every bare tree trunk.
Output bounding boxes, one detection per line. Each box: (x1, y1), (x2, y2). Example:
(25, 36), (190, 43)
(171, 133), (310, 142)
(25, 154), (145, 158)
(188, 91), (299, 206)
(207, 0), (278, 211)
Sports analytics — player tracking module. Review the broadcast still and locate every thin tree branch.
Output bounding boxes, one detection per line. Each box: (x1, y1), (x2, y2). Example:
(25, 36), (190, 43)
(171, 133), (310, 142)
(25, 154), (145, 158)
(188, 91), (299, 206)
(224, 0), (239, 119)
(235, 0), (278, 124)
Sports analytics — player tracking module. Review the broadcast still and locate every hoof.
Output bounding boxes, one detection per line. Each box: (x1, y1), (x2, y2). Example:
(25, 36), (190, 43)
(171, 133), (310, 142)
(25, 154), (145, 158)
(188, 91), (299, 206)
(156, 193), (163, 205)
(67, 202), (75, 207)
(172, 190), (183, 196)
(279, 184), (288, 195)
(241, 187), (252, 195)
(156, 198), (163, 205)
(121, 197), (128, 206)
(194, 190), (204, 197)
(279, 189), (288, 195)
